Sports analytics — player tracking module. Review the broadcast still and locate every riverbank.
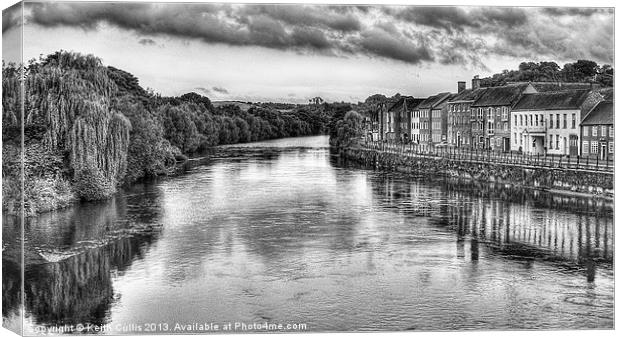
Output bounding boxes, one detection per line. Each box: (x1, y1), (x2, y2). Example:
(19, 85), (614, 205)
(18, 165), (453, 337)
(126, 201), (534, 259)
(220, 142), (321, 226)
(338, 146), (614, 199)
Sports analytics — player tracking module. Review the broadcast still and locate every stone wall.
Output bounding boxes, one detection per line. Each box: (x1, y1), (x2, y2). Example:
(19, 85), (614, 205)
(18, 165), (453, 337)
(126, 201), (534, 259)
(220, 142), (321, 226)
(339, 147), (613, 198)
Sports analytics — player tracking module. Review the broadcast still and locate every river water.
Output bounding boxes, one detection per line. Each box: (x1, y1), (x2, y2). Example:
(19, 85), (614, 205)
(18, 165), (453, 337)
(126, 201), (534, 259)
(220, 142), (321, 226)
(2, 135), (614, 333)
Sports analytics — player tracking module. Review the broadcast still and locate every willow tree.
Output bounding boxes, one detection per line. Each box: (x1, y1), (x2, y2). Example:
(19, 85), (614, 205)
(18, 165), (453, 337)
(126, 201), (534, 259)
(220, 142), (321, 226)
(3, 51), (132, 211)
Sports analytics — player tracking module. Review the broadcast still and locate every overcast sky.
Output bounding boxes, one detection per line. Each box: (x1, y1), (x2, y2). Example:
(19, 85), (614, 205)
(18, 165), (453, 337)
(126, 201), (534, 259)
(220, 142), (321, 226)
(1, 1), (615, 103)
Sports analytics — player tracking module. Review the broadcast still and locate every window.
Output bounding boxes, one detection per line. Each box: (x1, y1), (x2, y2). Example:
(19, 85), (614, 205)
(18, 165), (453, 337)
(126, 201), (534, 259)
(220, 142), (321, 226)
(556, 114), (560, 128)
(515, 116), (518, 126)
(610, 126), (614, 138)
(602, 125), (607, 137)
(549, 115), (554, 129)
(556, 135), (560, 149)
(610, 141), (614, 154)
(572, 114), (576, 129)
(519, 133), (523, 145)
(535, 114), (539, 126)
(593, 126), (598, 137)
(591, 141), (598, 154)
(504, 122), (508, 131)
(583, 141), (589, 154)
(584, 126), (589, 137)
(514, 132), (517, 141)
(520, 115), (523, 126)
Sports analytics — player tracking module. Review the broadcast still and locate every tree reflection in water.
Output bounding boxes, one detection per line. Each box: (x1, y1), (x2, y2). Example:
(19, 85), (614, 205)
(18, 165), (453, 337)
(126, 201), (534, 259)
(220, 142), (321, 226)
(2, 184), (164, 329)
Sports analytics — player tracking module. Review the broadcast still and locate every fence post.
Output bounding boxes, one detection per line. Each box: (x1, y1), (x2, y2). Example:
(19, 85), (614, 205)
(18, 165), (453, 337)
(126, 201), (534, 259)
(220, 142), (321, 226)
(596, 155), (599, 170)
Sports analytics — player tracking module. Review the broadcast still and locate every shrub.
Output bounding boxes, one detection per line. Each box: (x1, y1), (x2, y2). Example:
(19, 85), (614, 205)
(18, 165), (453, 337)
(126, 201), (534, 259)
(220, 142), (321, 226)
(74, 165), (115, 201)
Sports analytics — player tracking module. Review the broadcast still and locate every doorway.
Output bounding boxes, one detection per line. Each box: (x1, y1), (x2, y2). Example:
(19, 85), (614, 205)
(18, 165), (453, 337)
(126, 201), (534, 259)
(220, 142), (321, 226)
(601, 143), (607, 160)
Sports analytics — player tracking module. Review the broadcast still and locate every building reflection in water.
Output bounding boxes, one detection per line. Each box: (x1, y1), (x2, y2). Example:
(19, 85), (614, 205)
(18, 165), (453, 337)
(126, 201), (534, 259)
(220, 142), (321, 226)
(370, 174), (613, 283)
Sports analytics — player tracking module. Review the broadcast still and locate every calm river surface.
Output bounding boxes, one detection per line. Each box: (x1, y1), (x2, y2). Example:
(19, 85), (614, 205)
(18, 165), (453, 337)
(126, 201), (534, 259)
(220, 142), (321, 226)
(2, 135), (614, 333)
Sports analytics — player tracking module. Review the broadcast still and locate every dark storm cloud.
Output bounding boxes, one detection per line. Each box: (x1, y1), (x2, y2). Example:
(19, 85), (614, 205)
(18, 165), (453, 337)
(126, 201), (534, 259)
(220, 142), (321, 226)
(541, 7), (613, 17)
(393, 7), (478, 32)
(138, 38), (156, 46)
(212, 86), (229, 94)
(2, 3), (22, 33)
(239, 5), (361, 32)
(20, 2), (614, 67)
(359, 27), (433, 64)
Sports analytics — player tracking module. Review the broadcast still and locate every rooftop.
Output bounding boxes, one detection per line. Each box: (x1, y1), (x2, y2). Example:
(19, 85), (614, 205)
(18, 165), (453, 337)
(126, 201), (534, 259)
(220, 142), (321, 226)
(448, 87), (487, 103)
(513, 89), (591, 111)
(471, 83), (530, 107)
(388, 96), (426, 112)
(434, 93), (459, 110)
(418, 92), (451, 109)
(581, 101), (613, 125)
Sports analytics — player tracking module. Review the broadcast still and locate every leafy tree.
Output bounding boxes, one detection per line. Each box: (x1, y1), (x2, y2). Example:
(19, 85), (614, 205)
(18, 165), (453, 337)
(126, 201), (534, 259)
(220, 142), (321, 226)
(160, 104), (200, 153)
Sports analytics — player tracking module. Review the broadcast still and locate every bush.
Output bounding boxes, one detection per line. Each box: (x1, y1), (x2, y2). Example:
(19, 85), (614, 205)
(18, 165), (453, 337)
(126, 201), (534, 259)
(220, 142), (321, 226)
(26, 176), (76, 215)
(74, 165), (115, 201)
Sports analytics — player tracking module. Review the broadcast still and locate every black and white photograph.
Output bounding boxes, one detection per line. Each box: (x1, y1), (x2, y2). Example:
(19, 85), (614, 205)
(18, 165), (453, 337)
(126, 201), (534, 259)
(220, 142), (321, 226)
(0, 0), (616, 335)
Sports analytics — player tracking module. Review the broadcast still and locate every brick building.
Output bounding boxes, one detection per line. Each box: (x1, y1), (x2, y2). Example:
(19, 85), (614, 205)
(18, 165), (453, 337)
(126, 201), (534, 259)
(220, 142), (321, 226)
(432, 94), (457, 144)
(416, 92), (451, 150)
(447, 87), (487, 148)
(387, 96), (425, 142)
(470, 83), (536, 151)
(581, 100), (614, 160)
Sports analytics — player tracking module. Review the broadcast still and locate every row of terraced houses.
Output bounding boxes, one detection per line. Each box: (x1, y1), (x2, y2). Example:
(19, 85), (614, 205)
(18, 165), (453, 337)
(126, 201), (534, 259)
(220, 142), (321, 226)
(367, 77), (614, 160)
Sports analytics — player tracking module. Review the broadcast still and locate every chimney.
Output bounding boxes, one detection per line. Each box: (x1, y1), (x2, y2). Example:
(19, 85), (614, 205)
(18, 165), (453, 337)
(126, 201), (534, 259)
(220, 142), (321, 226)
(472, 75), (481, 90)
(457, 81), (466, 93)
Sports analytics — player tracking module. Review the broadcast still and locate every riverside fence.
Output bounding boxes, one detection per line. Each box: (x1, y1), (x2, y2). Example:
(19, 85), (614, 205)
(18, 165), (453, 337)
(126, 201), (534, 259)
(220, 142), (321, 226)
(362, 141), (614, 173)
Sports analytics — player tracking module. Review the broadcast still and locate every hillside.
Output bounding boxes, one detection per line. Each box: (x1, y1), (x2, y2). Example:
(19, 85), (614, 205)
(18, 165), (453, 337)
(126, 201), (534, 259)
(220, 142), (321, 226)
(480, 60), (613, 87)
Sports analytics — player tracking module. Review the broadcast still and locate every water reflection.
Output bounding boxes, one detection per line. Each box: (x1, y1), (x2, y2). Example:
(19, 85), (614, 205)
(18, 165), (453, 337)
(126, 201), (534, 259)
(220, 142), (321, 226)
(368, 173), (613, 281)
(2, 186), (164, 332)
(2, 135), (613, 332)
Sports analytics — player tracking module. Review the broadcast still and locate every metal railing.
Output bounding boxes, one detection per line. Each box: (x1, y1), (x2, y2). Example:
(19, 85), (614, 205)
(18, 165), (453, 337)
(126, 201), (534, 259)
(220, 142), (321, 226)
(361, 141), (614, 173)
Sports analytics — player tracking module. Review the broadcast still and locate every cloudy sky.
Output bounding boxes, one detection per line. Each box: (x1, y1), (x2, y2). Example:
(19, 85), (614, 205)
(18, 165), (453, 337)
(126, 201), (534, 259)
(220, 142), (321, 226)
(1, 1), (615, 103)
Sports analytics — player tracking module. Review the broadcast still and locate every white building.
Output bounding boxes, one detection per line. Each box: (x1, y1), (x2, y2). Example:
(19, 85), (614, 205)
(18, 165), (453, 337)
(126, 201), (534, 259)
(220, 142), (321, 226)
(511, 90), (592, 156)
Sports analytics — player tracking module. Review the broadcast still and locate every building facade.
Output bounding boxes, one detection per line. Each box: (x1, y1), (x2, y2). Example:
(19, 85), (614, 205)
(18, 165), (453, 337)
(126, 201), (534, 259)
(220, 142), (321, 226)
(387, 96), (424, 143)
(431, 94), (456, 144)
(417, 93), (451, 150)
(471, 83), (536, 151)
(581, 100), (614, 161)
(447, 87), (487, 148)
(511, 89), (591, 156)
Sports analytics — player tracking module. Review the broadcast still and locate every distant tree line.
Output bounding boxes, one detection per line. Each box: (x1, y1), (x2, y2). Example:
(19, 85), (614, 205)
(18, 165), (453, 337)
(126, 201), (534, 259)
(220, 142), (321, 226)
(480, 60), (613, 87)
(2, 51), (332, 215)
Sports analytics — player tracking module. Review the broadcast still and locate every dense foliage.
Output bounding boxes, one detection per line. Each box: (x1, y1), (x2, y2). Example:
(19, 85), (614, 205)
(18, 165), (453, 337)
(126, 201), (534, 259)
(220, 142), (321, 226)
(2, 51), (331, 215)
(480, 60), (614, 87)
(329, 110), (364, 148)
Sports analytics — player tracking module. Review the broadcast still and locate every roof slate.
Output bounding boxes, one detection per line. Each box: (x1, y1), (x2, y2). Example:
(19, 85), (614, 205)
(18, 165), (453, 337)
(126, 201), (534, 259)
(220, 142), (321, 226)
(513, 90), (591, 111)
(388, 96), (425, 112)
(581, 101), (613, 125)
(448, 87), (487, 103)
(418, 92), (451, 109)
(471, 83), (529, 107)
(434, 93), (458, 110)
